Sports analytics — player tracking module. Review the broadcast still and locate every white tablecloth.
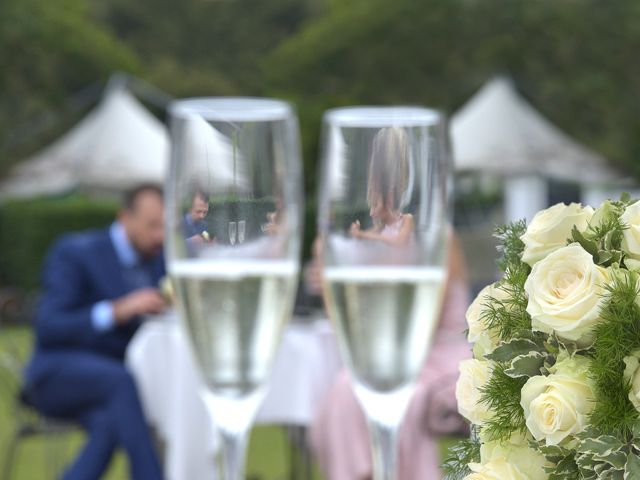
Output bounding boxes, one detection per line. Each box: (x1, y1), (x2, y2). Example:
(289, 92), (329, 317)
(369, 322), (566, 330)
(126, 312), (342, 480)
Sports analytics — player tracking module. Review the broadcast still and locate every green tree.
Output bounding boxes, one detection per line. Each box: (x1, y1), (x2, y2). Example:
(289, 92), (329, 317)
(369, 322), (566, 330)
(0, 0), (139, 174)
(103, 0), (322, 93)
(264, 0), (640, 191)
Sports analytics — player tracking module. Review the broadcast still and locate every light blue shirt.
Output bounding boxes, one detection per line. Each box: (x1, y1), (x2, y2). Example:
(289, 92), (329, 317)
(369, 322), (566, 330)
(91, 222), (140, 331)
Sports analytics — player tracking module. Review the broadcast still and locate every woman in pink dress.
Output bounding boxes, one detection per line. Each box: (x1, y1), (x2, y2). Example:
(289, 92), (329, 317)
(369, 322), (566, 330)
(309, 126), (471, 479)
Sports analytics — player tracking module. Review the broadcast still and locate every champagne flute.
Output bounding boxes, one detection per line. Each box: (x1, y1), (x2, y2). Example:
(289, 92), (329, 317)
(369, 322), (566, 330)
(317, 107), (450, 479)
(228, 221), (237, 246)
(238, 220), (246, 244)
(166, 97), (303, 479)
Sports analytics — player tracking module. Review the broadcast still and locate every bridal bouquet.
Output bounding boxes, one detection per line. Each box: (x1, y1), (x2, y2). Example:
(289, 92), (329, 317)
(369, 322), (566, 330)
(443, 195), (640, 480)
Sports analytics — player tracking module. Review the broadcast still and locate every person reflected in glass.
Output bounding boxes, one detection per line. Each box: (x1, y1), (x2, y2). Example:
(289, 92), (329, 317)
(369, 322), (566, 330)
(262, 198), (285, 236)
(349, 127), (414, 247)
(183, 189), (214, 243)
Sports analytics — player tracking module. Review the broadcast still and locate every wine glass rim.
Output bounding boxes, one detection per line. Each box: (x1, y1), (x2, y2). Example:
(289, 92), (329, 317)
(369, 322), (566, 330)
(169, 97), (293, 121)
(324, 106), (442, 127)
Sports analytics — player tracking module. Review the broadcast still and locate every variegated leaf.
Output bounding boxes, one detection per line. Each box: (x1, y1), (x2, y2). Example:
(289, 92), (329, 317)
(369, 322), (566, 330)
(505, 351), (546, 378)
(485, 338), (541, 363)
(624, 453), (640, 479)
(578, 436), (625, 457)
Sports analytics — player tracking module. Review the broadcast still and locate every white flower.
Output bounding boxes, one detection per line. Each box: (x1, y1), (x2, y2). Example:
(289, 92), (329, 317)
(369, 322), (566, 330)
(520, 203), (593, 266)
(479, 431), (549, 480)
(626, 258), (640, 272)
(466, 284), (505, 358)
(455, 359), (493, 425)
(464, 459), (529, 480)
(520, 354), (595, 445)
(524, 243), (609, 347)
(621, 201), (640, 262)
(623, 350), (640, 412)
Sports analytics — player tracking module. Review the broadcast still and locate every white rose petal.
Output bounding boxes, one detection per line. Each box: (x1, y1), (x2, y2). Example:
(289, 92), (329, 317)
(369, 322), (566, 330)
(524, 243), (609, 347)
(479, 431), (549, 480)
(464, 459), (529, 480)
(520, 355), (595, 446)
(623, 351), (640, 412)
(466, 283), (505, 357)
(621, 201), (640, 260)
(456, 359), (493, 425)
(520, 203), (593, 266)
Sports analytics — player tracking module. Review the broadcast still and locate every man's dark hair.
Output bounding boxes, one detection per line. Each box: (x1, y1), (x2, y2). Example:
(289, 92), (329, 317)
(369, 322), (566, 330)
(193, 189), (210, 205)
(122, 183), (163, 211)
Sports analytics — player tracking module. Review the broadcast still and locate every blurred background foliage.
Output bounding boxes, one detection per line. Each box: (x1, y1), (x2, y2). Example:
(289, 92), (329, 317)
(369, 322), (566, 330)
(2, 0), (639, 181)
(0, 0), (639, 287)
(0, 197), (118, 289)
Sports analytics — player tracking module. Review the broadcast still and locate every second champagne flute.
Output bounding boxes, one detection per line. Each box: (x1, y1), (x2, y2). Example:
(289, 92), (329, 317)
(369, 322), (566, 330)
(166, 97), (303, 479)
(228, 221), (237, 246)
(318, 106), (450, 480)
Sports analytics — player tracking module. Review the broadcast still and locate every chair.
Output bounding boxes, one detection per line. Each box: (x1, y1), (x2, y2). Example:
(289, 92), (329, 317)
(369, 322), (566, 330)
(0, 289), (79, 480)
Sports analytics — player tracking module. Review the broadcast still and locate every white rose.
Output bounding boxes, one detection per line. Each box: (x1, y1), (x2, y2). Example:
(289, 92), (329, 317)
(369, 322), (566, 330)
(520, 354), (595, 445)
(626, 258), (640, 272)
(466, 284), (505, 357)
(524, 243), (609, 347)
(520, 203), (594, 266)
(479, 431), (549, 480)
(621, 201), (640, 261)
(623, 350), (640, 412)
(464, 459), (529, 480)
(455, 359), (493, 425)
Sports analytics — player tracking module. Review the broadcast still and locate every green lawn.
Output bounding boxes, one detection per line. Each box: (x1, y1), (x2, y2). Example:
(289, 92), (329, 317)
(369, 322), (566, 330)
(0, 327), (323, 479)
(0, 326), (458, 479)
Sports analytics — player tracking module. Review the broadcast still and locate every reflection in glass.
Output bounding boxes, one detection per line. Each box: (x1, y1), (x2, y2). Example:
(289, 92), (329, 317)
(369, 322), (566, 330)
(228, 221), (237, 246)
(238, 220), (246, 244)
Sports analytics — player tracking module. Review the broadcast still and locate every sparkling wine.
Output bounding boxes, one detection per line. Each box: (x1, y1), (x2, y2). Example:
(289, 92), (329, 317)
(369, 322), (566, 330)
(170, 259), (298, 397)
(323, 266), (446, 393)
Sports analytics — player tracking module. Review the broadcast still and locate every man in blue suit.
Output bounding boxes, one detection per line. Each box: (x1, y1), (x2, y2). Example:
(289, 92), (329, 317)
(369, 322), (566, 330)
(183, 190), (210, 240)
(25, 184), (167, 480)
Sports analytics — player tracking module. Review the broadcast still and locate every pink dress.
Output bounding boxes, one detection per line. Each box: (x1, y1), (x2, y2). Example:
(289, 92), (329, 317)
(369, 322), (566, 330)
(309, 279), (471, 480)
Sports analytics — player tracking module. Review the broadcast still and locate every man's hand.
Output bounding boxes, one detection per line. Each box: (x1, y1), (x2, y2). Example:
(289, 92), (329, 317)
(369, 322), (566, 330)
(112, 288), (167, 325)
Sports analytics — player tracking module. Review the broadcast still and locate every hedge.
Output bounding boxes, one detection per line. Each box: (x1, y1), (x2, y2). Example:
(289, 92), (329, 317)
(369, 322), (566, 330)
(0, 196), (319, 291)
(0, 196), (119, 291)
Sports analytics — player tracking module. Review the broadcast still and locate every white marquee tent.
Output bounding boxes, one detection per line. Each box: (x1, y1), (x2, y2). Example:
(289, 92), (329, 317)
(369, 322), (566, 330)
(179, 115), (250, 193)
(450, 77), (626, 221)
(0, 88), (169, 199)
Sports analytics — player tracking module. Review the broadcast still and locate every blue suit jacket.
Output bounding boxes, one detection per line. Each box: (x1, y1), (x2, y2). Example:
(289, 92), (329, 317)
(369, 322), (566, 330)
(183, 214), (209, 238)
(26, 227), (165, 387)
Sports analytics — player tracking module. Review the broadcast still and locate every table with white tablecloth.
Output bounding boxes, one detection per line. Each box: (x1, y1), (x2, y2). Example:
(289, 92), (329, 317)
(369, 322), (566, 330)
(126, 312), (342, 480)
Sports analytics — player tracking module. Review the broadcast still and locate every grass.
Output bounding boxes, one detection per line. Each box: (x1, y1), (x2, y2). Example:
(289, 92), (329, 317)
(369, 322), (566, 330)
(0, 326), (323, 479)
(0, 326), (460, 479)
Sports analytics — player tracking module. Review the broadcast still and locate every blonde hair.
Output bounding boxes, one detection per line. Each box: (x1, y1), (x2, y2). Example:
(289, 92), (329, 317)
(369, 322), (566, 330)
(366, 127), (409, 213)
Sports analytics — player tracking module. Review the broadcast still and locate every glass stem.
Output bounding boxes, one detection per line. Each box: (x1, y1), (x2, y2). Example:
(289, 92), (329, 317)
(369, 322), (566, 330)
(201, 389), (264, 480)
(369, 418), (400, 480)
(354, 383), (414, 480)
(219, 428), (249, 480)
